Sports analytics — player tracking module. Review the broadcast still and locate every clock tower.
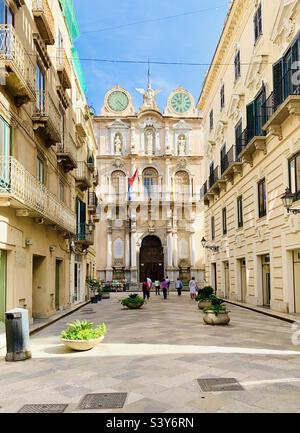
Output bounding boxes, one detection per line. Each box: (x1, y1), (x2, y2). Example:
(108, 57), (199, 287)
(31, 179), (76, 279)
(94, 82), (205, 289)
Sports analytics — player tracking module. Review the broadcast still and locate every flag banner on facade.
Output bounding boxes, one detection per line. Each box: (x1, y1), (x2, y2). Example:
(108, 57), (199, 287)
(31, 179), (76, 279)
(128, 169), (138, 201)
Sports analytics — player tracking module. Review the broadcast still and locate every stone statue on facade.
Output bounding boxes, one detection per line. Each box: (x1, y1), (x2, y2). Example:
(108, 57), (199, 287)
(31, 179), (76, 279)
(178, 135), (186, 156)
(114, 134), (122, 155)
(146, 130), (154, 155)
(136, 81), (161, 111)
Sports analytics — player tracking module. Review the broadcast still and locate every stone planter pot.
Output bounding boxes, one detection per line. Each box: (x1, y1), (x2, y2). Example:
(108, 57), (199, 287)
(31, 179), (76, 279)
(198, 300), (213, 310)
(61, 336), (104, 352)
(203, 310), (230, 326)
(126, 303), (144, 309)
(96, 294), (102, 301)
(102, 293), (110, 299)
(90, 296), (98, 304)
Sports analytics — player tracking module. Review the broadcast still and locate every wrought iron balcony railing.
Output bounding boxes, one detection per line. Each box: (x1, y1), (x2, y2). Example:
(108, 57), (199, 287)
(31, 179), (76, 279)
(75, 223), (94, 245)
(56, 48), (72, 89)
(75, 161), (93, 190)
(56, 134), (77, 172)
(32, 90), (61, 145)
(75, 108), (87, 138)
(0, 24), (35, 104)
(0, 156), (76, 233)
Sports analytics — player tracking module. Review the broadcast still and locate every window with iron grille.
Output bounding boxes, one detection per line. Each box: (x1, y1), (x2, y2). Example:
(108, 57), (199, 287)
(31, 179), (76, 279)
(289, 152), (300, 201)
(234, 50), (241, 81)
(209, 109), (214, 130)
(220, 85), (225, 110)
(222, 208), (227, 235)
(211, 216), (215, 241)
(254, 3), (262, 44)
(237, 196), (243, 228)
(258, 178), (267, 218)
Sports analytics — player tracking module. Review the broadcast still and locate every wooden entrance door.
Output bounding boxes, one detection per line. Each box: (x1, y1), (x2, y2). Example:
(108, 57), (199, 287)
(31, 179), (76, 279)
(139, 236), (164, 283)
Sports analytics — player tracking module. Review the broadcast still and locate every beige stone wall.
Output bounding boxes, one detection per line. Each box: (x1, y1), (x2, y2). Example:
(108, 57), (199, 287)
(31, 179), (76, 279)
(198, 0), (300, 313)
(0, 1), (97, 322)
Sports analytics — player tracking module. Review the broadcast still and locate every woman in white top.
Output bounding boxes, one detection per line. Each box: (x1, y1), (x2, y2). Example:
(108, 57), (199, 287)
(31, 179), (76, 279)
(189, 277), (197, 299)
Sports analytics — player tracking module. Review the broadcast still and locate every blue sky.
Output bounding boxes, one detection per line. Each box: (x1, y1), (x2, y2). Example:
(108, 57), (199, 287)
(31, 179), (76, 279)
(73, 0), (229, 113)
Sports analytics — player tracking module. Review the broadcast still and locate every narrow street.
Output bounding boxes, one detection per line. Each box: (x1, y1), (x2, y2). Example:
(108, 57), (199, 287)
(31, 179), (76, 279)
(1, 293), (300, 413)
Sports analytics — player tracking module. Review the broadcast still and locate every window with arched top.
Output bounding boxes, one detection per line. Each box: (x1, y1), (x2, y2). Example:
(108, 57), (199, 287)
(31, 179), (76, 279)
(143, 168), (158, 199)
(174, 171), (190, 199)
(111, 171), (126, 200)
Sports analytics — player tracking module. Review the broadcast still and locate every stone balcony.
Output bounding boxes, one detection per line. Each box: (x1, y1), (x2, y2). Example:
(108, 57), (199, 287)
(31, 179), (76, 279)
(32, 0), (55, 45)
(56, 134), (78, 173)
(75, 108), (87, 139)
(0, 156), (76, 234)
(0, 24), (36, 106)
(56, 48), (72, 89)
(32, 91), (61, 146)
(75, 162), (93, 191)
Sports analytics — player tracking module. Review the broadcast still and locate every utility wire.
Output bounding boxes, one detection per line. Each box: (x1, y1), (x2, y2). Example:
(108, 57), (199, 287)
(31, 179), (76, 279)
(80, 4), (229, 35)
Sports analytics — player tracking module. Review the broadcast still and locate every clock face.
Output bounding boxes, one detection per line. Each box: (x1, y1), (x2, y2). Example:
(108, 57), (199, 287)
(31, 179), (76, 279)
(171, 92), (192, 113)
(108, 91), (129, 112)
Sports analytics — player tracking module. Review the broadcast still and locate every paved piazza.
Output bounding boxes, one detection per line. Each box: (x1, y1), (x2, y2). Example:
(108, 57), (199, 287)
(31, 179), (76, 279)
(1, 293), (300, 413)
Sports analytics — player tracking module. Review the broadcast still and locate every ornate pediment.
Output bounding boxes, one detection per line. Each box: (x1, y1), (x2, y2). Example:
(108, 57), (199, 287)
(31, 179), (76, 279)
(108, 119), (129, 130)
(245, 55), (269, 91)
(172, 120), (192, 131)
(112, 157), (124, 168)
(139, 117), (162, 129)
(227, 93), (245, 122)
(271, 0), (300, 46)
(177, 159), (188, 170)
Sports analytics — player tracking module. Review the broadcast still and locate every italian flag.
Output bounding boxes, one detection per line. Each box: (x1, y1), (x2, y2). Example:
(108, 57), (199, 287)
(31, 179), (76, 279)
(128, 169), (138, 201)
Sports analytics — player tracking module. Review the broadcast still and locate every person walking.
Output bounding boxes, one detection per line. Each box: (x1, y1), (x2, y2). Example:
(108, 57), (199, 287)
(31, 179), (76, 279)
(166, 276), (170, 295)
(161, 278), (168, 300)
(189, 277), (198, 300)
(176, 278), (183, 296)
(142, 278), (150, 300)
(147, 277), (152, 291)
(154, 279), (160, 295)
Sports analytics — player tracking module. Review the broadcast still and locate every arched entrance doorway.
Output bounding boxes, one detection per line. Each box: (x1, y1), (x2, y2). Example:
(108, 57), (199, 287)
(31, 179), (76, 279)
(139, 236), (164, 283)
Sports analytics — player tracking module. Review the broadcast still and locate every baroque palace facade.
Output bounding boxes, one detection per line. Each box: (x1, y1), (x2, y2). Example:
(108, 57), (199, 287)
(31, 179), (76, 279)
(0, 0), (98, 324)
(94, 83), (205, 287)
(199, 0), (300, 313)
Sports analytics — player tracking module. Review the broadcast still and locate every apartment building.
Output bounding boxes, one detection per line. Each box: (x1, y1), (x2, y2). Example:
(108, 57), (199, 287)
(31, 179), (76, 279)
(0, 0), (97, 324)
(199, 0), (300, 314)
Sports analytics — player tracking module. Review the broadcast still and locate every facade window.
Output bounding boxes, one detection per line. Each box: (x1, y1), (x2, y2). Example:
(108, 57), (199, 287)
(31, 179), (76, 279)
(254, 3), (262, 44)
(246, 85), (266, 141)
(209, 109), (214, 130)
(37, 157), (45, 184)
(0, 115), (11, 188)
(59, 180), (65, 203)
(237, 196), (243, 228)
(222, 207), (227, 235)
(211, 216), (215, 241)
(220, 85), (225, 110)
(36, 63), (45, 114)
(111, 170), (126, 201)
(76, 198), (86, 241)
(0, 0), (14, 26)
(175, 171), (190, 200)
(220, 144), (227, 174)
(258, 178), (267, 218)
(234, 50), (241, 81)
(143, 168), (158, 199)
(289, 152), (300, 201)
(235, 119), (243, 156)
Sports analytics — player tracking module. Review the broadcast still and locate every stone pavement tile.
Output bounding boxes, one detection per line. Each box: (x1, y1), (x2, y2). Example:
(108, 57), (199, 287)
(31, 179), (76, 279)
(255, 396), (300, 412)
(120, 397), (172, 413)
(217, 401), (272, 413)
(187, 394), (230, 412)
(148, 386), (200, 407)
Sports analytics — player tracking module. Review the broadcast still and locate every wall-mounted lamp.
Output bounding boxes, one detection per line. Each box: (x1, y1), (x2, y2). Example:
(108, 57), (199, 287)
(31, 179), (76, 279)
(201, 237), (219, 253)
(281, 187), (300, 214)
(25, 239), (32, 247)
(88, 221), (95, 233)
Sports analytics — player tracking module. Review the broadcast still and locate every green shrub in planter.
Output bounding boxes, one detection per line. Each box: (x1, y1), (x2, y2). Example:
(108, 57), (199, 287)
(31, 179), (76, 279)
(61, 320), (107, 341)
(121, 294), (144, 309)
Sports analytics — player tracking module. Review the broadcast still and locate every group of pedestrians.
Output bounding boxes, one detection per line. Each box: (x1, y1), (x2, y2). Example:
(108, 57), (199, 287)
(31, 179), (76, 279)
(142, 276), (198, 300)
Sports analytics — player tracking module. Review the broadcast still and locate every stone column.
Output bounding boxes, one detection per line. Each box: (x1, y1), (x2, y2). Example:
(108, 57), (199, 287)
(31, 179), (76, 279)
(173, 230), (178, 269)
(106, 223), (113, 281)
(165, 159), (171, 201)
(190, 231), (196, 269)
(130, 219), (138, 287)
(125, 226), (130, 269)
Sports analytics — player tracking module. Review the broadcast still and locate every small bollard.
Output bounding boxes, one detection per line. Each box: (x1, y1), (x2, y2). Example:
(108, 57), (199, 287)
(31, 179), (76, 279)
(5, 308), (32, 362)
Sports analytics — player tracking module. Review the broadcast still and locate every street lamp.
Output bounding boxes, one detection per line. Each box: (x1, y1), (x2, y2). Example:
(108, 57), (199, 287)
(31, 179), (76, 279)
(88, 221), (95, 233)
(201, 237), (219, 253)
(281, 188), (300, 214)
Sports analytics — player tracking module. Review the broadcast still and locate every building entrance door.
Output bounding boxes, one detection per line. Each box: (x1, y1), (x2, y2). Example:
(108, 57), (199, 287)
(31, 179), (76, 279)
(293, 250), (300, 314)
(74, 262), (81, 303)
(55, 260), (63, 310)
(0, 250), (7, 323)
(262, 254), (271, 307)
(224, 261), (230, 298)
(240, 259), (247, 302)
(139, 236), (164, 283)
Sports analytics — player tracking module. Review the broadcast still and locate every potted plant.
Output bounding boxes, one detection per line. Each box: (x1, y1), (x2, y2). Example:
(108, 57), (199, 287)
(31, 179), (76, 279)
(60, 320), (107, 351)
(203, 296), (230, 325)
(121, 294), (144, 310)
(101, 287), (111, 299)
(196, 286), (214, 310)
(86, 278), (101, 303)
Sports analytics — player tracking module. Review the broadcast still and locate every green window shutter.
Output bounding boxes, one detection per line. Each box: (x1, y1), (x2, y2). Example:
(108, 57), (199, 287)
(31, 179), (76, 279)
(246, 100), (255, 143)
(273, 59), (283, 109)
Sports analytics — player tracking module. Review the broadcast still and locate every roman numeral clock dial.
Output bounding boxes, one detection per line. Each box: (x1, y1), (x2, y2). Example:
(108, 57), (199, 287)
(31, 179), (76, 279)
(171, 92), (192, 114)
